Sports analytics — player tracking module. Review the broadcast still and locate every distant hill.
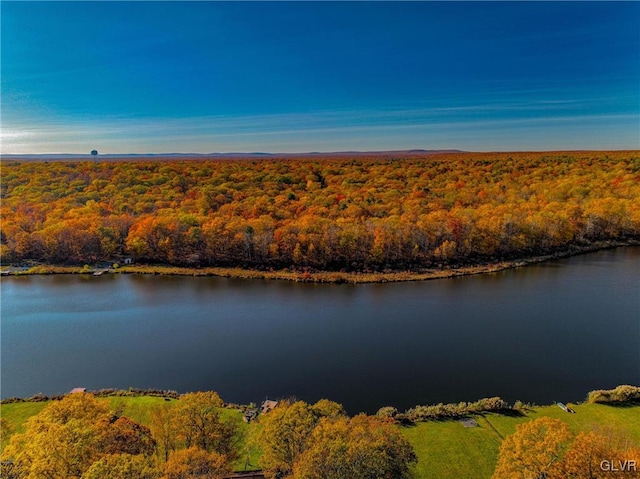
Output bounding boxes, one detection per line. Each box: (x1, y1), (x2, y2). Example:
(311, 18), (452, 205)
(2, 149), (467, 161)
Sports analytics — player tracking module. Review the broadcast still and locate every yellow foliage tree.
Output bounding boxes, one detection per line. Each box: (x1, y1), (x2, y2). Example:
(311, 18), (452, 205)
(162, 447), (229, 479)
(492, 417), (574, 479)
(311, 399), (346, 419)
(258, 401), (319, 479)
(171, 392), (240, 462)
(292, 414), (417, 479)
(551, 431), (640, 479)
(81, 453), (161, 479)
(149, 403), (179, 462)
(2, 393), (113, 479)
(2, 393), (158, 479)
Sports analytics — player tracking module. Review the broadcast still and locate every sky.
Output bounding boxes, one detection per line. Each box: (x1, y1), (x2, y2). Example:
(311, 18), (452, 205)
(1, 1), (639, 154)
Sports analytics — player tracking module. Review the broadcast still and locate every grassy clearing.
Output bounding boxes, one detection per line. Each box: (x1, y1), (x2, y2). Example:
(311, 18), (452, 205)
(1, 401), (49, 449)
(401, 418), (502, 479)
(103, 396), (176, 426)
(401, 402), (640, 479)
(486, 402), (640, 441)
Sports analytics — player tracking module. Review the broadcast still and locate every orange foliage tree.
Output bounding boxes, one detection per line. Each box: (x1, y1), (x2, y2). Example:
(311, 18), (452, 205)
(2, 151), (639, 270)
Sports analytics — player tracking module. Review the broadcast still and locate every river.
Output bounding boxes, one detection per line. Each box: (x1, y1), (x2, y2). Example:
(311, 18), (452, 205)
(2, 247), (639, 414)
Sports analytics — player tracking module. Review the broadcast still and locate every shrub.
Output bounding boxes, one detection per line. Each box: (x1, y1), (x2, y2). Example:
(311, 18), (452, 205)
(513, 400), (534, 411)
(587, 385), (640, 404)
(404, 396), (510, 422)
(470, 397), (508, 412)
(376, 406), (398, 419)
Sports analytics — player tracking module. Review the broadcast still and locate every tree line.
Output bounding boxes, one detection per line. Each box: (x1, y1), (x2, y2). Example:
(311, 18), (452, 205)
(0, 392), (416, 479)
(3, 389), (638, 479)
(2, 151), (639, 271)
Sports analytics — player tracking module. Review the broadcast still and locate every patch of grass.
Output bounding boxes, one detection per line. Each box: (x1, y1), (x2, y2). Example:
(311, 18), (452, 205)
(490, 402), (640, 441)
(1, 401), (50, 450)
(240, 420), (265, 472)
(401, 420), (501, 479)
(401, 402), (640, 479)
(23, 265), (86, 275)
(101, 396), (176, 425)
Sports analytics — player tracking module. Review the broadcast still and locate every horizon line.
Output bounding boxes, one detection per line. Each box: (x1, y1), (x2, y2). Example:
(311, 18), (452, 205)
(4, 148), (639, 158)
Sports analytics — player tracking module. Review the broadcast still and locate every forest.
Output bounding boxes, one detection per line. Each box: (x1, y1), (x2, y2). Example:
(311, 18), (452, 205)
(1, 151), (639, 272)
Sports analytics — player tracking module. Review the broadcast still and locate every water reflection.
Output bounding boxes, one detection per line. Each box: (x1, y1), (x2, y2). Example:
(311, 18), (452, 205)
(2, 248), (639, 413)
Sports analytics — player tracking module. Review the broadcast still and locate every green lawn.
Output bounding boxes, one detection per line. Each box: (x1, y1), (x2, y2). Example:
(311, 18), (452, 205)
(401, 418), (502, 479)
(2, 397), (638, 478)
(1, 401), (49, 449)
(103, 395), (176, 425)
(486, 402), (640, 441)
(400, 402), (640, 479)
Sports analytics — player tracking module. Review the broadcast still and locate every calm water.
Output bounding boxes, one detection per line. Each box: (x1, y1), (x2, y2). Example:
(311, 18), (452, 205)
(2, 248), (639, 414)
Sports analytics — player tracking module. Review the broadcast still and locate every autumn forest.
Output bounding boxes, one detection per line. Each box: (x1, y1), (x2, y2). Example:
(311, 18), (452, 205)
(2, 151), (639, 272)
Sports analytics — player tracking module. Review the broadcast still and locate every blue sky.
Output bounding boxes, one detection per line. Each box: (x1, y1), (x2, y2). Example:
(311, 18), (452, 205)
(2, 1), (639, 154)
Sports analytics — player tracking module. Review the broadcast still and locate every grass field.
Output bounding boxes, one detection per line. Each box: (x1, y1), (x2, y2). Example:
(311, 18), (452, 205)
(2, 397), (638, 478)
(401, 402), (640, 479)
(0, 401), (49, 439)
(103, 395), (177, 425)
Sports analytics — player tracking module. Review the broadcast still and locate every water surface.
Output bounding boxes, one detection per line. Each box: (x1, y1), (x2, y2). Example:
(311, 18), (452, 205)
(2, 248), (639, 413)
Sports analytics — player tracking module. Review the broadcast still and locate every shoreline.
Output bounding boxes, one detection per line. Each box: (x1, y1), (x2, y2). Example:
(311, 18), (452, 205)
(2, 239), (638, 284)
(3, 385), (638, 414)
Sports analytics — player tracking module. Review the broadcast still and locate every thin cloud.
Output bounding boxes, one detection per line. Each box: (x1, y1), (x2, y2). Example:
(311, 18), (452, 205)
(3, 110), (638, 155)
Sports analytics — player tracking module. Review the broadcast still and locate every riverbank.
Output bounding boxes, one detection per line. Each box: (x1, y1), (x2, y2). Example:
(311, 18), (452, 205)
(2, 240), (638, 283)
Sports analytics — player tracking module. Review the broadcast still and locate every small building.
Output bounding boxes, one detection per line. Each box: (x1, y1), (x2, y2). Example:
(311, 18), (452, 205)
(70, 387), (86, 394)
(260, 400), (278, 414)
(123, 258), (134, 265)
